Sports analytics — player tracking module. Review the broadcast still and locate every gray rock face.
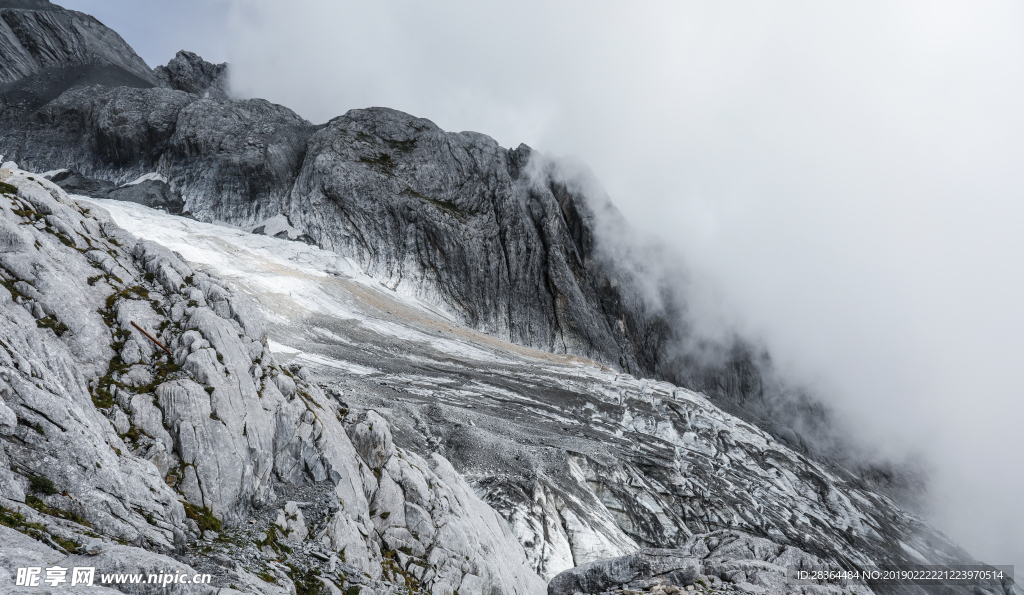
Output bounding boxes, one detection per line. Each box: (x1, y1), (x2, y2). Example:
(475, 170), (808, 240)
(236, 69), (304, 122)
(0, 0), (158, 111)
(288, 109), (628, 369)
(0, 3), (799, 466)
(0, 0), (156, 85)
(0, 4), (675, 394)
(12, 85), (194, 177)
(0, 173), (547, 594)
(547, 549), (699, 594)
(0, 48), (828, 483)
(46, 168), (114, 196)
(106, 178), (184, 213)
(547, 531), (881, 595)
(154, 50), (229, 100)
(160, 97), (312, 223)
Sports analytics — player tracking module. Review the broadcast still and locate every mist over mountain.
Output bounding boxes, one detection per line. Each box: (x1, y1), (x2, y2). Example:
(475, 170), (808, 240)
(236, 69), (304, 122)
(0, 1), (1020, 594)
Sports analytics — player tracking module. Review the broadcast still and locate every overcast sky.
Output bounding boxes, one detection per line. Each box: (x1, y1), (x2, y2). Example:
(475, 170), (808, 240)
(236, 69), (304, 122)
(63, 0), (1024, 568)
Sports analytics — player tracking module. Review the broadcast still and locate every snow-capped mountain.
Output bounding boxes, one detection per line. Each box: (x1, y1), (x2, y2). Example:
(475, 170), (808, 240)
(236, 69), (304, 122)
(0, 2), (1018, 594)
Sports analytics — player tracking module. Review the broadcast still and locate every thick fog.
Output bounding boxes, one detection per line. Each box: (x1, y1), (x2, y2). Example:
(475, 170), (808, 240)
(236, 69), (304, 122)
(68, 0), (1024, 569)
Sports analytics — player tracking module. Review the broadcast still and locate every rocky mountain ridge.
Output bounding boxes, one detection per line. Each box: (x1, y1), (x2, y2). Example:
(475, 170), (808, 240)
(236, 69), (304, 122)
(0, 2), (1016, 594)
(0, 1), (839, 475)
(0, 169), (549, 594)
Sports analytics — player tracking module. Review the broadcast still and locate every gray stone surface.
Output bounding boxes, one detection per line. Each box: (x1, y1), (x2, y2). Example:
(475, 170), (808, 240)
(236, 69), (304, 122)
(154, 50), (229, 100)
(0, 0), (157, 110)
(0, 173), (547, 594)
(0, 3), (861, 485)
(547, 548), (699, 594)
(546, 531), (875, 595)
(106, 178), (184, 214)
(0, 6), (1017, 595)
(0, 0), (155, 84)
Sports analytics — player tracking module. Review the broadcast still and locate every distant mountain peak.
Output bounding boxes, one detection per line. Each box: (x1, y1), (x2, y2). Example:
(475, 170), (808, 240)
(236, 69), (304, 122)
(154, 49), (230, 99)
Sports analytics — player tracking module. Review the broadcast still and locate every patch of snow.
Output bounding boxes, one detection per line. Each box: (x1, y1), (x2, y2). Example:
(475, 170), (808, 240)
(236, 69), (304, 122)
(249, 214), (301, 240)
(121, 172), (167, 186)
(41, 168), (69, 179)
(267, 340), (300, 354)
(294, 352), (376, 376)
(82, 198), (515, 365)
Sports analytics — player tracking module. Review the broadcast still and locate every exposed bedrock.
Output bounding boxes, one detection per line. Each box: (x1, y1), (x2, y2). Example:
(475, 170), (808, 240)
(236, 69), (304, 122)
(0, 0), (935, 520)
(0, 3), (778, 432)
(0, 172), (545, 594)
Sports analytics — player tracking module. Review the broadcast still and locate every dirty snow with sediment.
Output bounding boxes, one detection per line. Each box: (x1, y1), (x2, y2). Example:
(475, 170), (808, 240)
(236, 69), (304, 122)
(82, 198), (528, 366)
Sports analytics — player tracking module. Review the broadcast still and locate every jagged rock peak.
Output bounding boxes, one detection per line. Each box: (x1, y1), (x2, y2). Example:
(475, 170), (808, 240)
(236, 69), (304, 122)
(0, 0), (157, 86)
(154, 49), (229, 99)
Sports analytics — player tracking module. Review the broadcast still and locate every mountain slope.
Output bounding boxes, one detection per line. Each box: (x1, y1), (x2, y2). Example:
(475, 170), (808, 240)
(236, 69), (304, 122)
(0, 0), (158, 112)
(81, 195), (1017, 595)
(0, 168), (550, 595)
(0, 4), (1015, 594)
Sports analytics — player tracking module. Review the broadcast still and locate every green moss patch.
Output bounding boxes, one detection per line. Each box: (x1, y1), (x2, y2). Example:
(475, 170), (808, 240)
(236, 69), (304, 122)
(359, 153), (396, 175)
(288, 564), (327, 595)
(36, 316), (69, 337)
(182, 502), (222, 533)
(381, 549), (428, 594)
(384, 138), (417, 153)
(28, 476), (57, 495)
(23, 494), (91, 527)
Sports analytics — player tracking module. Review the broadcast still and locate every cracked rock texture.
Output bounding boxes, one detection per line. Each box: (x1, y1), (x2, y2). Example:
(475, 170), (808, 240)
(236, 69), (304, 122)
(0, 173), (546, 594)
(154, 50), (229, 100)
(0, 1), (818, 474)
(0, 0), (156, 86)
(0, 5), (1017, 595)
(546, 531), (879, 595)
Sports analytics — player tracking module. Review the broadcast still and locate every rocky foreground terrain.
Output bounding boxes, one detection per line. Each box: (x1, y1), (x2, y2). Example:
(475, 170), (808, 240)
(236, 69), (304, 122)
(0, 1), (1019, 594)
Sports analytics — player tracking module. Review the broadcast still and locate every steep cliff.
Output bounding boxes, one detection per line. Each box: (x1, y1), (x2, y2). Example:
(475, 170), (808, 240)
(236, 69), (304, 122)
(0, 4), (1011, 594)
(0, 1), (784, 426)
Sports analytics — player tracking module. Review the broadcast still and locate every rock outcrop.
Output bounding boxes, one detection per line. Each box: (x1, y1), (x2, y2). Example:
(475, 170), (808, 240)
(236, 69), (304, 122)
(545, 531), (883, 595)
(0, 171), (546, 594)
(0, 0), (156, 85)
(0, 5), (1016, 595)
(0, 0), (158, 111)
(154, 50), (229, 100)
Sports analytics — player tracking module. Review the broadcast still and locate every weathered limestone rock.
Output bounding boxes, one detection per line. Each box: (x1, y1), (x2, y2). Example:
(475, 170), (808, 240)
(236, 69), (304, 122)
(547, 549), (700, 594)
(154, 50), (230, 100)
(0, 172), (549, 595)
(546, 531), (885, 595)
(273, 501), (308, 543)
